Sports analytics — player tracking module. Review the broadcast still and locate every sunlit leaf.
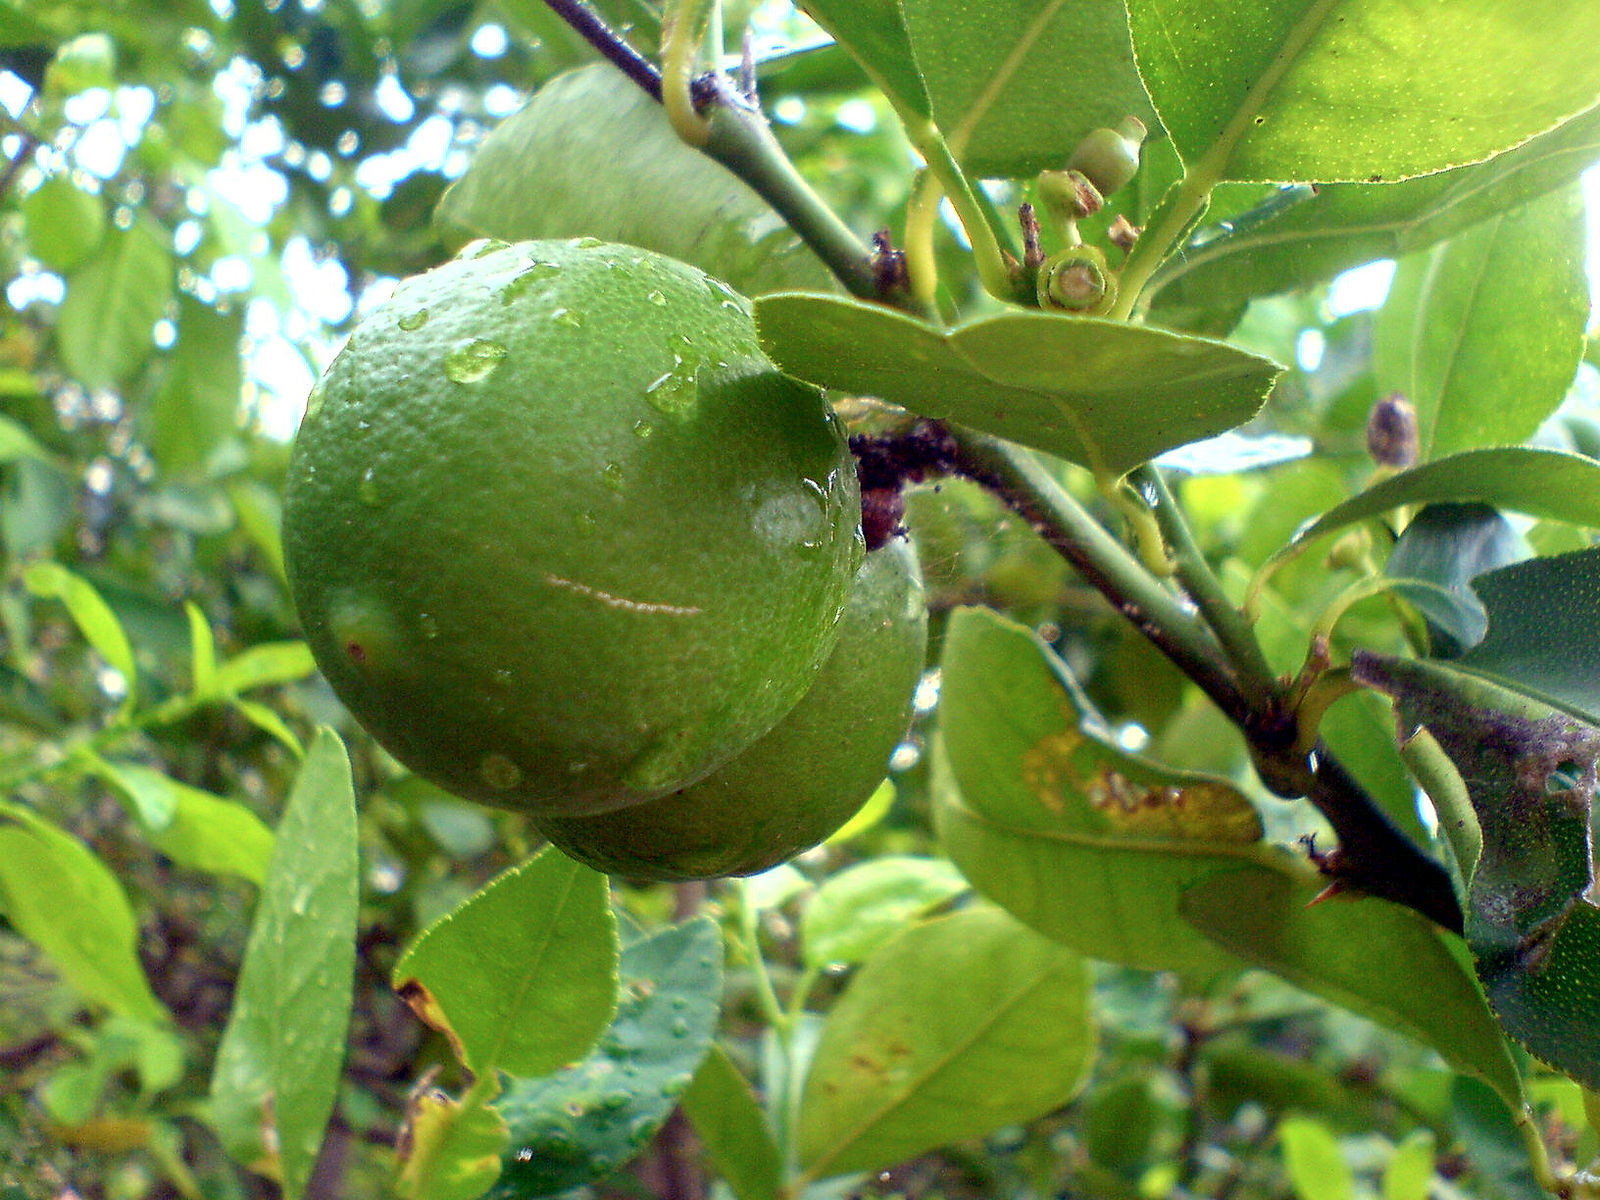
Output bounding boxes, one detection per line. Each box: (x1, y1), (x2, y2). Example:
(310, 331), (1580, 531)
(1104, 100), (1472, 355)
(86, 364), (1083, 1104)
(900, 0), (1154, 177)
(97, 760), (275, 886)
(149, 295), (243, 473)
(797, 0), (930, 119)
(0, 801), (166, 1023)
(1278, 1115), (1354, 1200)
(391, 848), (619, 1079)
(1128, 0), (1600, 182)
(24, 560), (137, 704)
(1373, 185), (1588, 459)
(802, 856), (968, 968)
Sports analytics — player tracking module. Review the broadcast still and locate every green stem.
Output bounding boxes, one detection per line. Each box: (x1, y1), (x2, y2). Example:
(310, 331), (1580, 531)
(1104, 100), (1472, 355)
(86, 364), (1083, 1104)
(945, 427), (1249, 725)
(697, 77), (881, 300)
(1131, 464), (1279, 705)
(1108, 167), (1214, 321)
(900, 116), (1017, 303)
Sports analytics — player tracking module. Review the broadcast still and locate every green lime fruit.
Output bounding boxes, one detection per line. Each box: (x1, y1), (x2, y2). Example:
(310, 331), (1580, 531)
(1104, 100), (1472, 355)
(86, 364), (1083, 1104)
(533, 538), (928, 880)
(283, 238), (862, 816)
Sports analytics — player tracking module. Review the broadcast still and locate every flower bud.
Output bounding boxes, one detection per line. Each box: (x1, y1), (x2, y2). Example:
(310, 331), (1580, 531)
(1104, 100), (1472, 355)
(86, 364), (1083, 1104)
(1067, 116), (1147, 197)
(1366, 392), (1419, 470)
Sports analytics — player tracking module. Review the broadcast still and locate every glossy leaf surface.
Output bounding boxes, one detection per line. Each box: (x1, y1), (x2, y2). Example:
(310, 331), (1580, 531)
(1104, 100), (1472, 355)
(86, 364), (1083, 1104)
(1455, 549), (1600, 724)
(1384, 504), (1529, 657)
(437, 63), (831, 298)
(796, 905), (1093, 1181)
(1373, 185), (1588, 459)
(488, 917), (722, 1199)
(392, 848), (619, 1080)
(755, 293), (1280, 474)
(1127, 0), (1600, 182)
(209, 729), (357, 1199)
(1153, 105), (1600, 309)
(1285, 448), (1600, 553)
(900, 0), (1154, 177)
(97, 760), (275, 886)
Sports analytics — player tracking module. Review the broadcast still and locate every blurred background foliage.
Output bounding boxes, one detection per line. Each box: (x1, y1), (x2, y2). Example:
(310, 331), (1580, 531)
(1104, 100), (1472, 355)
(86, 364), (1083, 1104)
(0, 0), (1598, 1197)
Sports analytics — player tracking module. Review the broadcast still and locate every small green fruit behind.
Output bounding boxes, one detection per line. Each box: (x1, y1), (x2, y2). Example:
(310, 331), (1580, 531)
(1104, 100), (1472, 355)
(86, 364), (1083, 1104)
(283, 238), (861, 816)
(533, 538), (928, 880)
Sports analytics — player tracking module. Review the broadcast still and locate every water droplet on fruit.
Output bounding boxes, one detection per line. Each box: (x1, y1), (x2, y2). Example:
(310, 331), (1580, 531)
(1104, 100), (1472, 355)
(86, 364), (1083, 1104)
(601, 462), (625, 491)
(443, 338), (507, 383)
(470, 238), (510, 258)
(501, 261), (562, 303)
(397, 308), (429, 331)
(574, 511), (598, 536)
(646, 289), (667, 306)
(704, 276), (743, 307)
(358, 467), (380, 506)
(479, 753), (522, 790)
(632, 419), (654, 439)
(669, 1018), (690, 1037)
(418, 612), (438, 639)
(573, 236), (603, 249)
(645, 333), (702, 416)
(550, 307), (585, 328)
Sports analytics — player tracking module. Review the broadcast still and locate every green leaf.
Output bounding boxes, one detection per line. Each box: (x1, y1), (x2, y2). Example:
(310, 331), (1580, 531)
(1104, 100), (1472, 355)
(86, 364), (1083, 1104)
(391, 848), (619, 1079)
(96, 760), (274, 886)
(681, 1045), (784, 1200)
(1152, 105), (1600, 309)
(0, 414), (50, 464)
(185, 602), (217, 697)
(24, 560), (137, 703)
(1373, 186), (1588, 459)
(487, 916), (722, 1199)
(21, 175), (104, 273)
(211, 641), (317, 695)
(57, 218), (173, 389)
(755, 293), (1281, 475)
(797, 0), (930, 119)
(1383, 1130), (1437, 1200)
(1453, 549), (1600, 725)
(1353, 654), (1600, 1092)
(1127, 0), (1600, 183)
(1178, 866), (1524, 1108)
(899, 0), (1154, 177)
(1283, 448), (1600, 555)
(1385, 504), (1529, 657)
(1278, 1115), (1354, 1200)
(933, 605), (1269, 978)
(397, 1093), (510, 1200)
(437, 63), (832, 298)
(210, 729), (358, 1199)
(0, 801), (166, 1023)
(149, 296), (243, 474)
(796, 905), (1093, 1181)
(801, 856), (968, 969)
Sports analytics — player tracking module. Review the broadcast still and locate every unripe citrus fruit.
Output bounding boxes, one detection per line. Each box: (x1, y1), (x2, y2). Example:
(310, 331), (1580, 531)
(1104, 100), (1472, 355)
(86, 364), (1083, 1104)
(533, 538), (928, 880)
(283, 238), (862, 815)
